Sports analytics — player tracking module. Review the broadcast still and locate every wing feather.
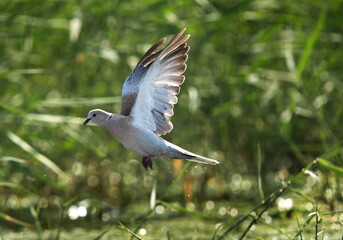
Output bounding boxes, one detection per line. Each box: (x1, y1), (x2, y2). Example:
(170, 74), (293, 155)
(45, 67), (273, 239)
(120, 39), (166, 115)
(122, 28), (190, 135)
(137, 38), (166, 66)
(163, 45), (190, 62)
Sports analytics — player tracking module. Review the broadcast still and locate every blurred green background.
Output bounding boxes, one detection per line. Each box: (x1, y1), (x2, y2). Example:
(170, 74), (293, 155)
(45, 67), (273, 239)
(1, 0), (343, 239)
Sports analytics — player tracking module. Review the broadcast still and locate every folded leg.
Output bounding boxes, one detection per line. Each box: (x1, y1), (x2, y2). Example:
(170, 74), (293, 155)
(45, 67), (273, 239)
(142, 156), (154, 170)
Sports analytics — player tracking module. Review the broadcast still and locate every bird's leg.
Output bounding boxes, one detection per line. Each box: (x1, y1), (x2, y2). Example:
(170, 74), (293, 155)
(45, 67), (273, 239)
(142, 156), (154, 170)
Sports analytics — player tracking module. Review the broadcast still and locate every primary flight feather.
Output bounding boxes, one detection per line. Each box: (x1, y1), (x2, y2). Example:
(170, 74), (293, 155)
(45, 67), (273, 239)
(83, 28), (219, 170)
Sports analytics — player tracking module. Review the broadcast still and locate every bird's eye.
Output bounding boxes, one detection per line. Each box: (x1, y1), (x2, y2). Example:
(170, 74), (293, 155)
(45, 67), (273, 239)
(93, 113), (96, 117)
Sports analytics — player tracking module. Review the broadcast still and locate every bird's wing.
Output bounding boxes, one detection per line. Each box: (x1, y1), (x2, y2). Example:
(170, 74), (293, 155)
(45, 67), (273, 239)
(120, 37), (166, 116)
(122, 28), (189, 135)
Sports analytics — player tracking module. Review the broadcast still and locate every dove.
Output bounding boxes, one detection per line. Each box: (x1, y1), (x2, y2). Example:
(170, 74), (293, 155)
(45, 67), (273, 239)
(83, 28), (219, 170)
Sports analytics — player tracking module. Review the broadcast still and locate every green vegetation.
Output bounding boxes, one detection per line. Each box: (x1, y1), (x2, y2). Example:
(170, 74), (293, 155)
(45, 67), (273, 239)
(1, 0), (343, 239)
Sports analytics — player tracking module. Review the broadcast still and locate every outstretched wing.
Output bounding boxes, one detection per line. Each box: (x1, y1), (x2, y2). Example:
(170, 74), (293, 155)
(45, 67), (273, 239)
(120, 37), (166, 116)
(121, 28), (190, 135)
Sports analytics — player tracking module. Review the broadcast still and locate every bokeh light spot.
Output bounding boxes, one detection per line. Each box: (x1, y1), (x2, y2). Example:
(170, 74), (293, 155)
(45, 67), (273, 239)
(206, 201), (215, 210)
(139, 228), (147, 236)
(77, 206), (87, 217)
(68, 205), (79, 220)
(156, 205), (165, 214)
(219, 207), (226, 216)
(87, 175), (99, 187)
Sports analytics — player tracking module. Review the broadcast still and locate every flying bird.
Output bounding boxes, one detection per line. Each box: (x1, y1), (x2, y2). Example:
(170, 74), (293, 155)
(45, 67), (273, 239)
(83, 28), (219, 170)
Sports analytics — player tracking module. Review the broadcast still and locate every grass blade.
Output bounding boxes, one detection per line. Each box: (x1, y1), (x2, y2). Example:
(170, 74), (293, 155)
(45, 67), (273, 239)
(295, 6), (327, 83)
(7, 131), (65, 178)
(41, 96), (121, 107)
(117, 221), (144, 240)
(62, 125), (106, 158)
(0, 156), (64, 190)
(319, 210), (343, 216)
(317, 158), (343, 175)
(94, 226), (113, 240)
(257, 143), (264, 201)
(30, 206), (42, 240)
(0, 182), (33, 194)
(211, 223), (223, 240)
(157, 200), (211, 220)
(0, 156), (26, 164)
(0, 103), (81, 125)
(249, 237), (264, 240)
(160, 161), (191, 199)
(131, 162), (192, 237)
(261, 220), (292, 239)
(289, 187), (315, 203)
(217, 159), (318, 240)
(166, 228), (171, 240)
(293, 214), (316, 239)
(0, 212), (33, 228)
(150, 180), (157, 209)
(295, 215), (303, 240)
(26, 113), (82, 124)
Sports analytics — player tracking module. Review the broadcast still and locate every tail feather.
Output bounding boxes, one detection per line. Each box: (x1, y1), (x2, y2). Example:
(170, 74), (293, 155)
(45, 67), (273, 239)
(182, 153), (219, 165)
(165, 141), (220, 165)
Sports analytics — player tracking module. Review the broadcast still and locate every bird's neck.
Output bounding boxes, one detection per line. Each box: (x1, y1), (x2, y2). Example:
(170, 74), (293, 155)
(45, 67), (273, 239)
(100, 114), (129, 140)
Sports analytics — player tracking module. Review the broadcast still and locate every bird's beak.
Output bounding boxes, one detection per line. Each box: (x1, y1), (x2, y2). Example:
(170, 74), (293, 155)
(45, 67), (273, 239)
(83, 118), (91, 125)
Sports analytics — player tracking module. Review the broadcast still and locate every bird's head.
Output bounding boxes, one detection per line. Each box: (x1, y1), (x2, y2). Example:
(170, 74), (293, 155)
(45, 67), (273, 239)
(83, 109), (112, 126)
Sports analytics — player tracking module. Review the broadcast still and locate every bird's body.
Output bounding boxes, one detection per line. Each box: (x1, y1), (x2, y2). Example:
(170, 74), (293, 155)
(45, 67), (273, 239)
(83, 29), (219, 169)
(99, 112), (166, 157)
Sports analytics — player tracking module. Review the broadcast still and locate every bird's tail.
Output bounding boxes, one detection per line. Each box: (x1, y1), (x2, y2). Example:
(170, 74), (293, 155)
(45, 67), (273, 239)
(182, 152), (219, 165)
(165, 141), (220, 165)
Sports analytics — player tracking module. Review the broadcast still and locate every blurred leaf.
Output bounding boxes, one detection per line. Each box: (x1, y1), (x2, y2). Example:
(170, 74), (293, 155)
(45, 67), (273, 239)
(41, 97), (121, 108)
(260, 221), (292, 239)
(317, 158), (343, 176)
(160, 162), (191, 199)
(94, 226), (113, 240)
(1, 14), (69, 29)
(0, 156), (26, 164)
(117, 221), (144, 240)
(0, 212), (33, 228)
(0, 156), (65, 190)
(30, 206), (42, 240)
(289, 187), (315, 203)
(0, 182), (33, 194)
(157, 200), (211, 220)
(295, 6), (327, 83)
(7, 132), (65, 178)
(26, 114), (82, 124)
(257, 143), (264, 201)
(62, 125), (107, 158)
(249, 237), (264, 240)
(211, 223), (223, 240)
(150, 180), (156, 209)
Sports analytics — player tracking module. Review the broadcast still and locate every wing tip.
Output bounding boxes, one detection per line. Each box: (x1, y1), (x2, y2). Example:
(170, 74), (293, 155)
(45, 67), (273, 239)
(180, 28), (187, 34)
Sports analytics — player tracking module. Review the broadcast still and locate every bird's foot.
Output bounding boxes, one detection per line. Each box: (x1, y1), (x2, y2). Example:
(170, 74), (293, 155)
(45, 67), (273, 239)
(142, 156), (154, 171)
